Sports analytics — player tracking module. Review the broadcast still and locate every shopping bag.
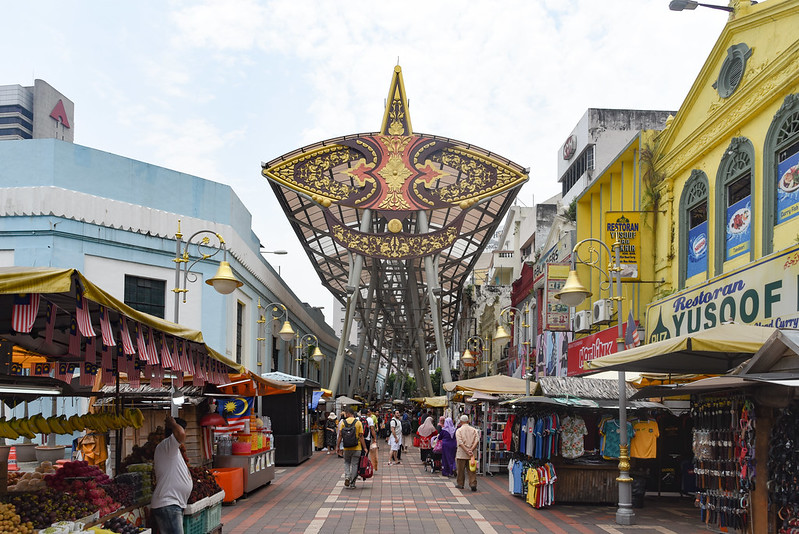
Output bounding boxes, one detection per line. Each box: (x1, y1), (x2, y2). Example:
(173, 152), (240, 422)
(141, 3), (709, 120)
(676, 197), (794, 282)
(358, 451), (373, 479)
(469, 458), (477, 472)
(432, 436), (442, 454)
(413, 435), (421, 447)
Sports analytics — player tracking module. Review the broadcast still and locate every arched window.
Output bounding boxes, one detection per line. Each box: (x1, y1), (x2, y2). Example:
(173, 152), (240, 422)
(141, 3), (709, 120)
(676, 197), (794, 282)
(714, 137), (754, 274)
(679, 170), (709, 288)
(763, 94), (799, 255)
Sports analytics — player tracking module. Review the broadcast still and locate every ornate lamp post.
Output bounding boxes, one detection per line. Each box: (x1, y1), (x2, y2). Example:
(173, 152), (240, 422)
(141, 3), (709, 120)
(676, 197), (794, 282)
(494, 304), (535, 395)
(554, 237), (634, 526)
(294, 333), (325, 378)
(461, 335), (488, 377)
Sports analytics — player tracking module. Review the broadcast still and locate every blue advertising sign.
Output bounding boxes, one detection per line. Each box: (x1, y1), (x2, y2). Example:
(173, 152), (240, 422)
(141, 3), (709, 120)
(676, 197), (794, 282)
(687, 220), (708, 279)
(777, 150), (799, 224)
(726, 195), (751, 260)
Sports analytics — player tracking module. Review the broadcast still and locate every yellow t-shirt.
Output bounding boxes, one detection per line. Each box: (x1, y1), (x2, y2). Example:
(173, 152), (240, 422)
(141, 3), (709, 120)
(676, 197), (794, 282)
(338, 417), (364, 451)
(630, 420), (659, 459)
(525, 467), (539, 507)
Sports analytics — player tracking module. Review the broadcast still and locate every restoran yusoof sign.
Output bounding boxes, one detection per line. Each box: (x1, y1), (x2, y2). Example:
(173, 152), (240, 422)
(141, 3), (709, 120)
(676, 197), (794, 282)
(645, 243), (799, 343)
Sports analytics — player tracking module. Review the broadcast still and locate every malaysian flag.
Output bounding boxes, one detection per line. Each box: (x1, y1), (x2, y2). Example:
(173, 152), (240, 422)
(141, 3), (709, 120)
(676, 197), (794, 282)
(99, 306), (116, 347)
(135, 323), (148, 362)
(174, 372), (184, 388)
(160, 334), (175, 369)
(10, 363), (23, 375)
(33, 362), (52, 377)
(68, 316), (80, 357)
(12, 293), (40, 333)
(75, 296), (96, 337)
(85, 335), (97, 364)
(55, 362), (70, 382)
(143, 364), (153, 380)
(146, 328), (159, 365)
(151, 365), (162, 389)
(216, 397), (253, 434)
(45, 301), (57, 344)
(129, 359), (141, 389)
(80, 362), (98, 387)
(119, 317), (135, 355)
(624, 310), (641, 350)
(101, 344), (112, 371)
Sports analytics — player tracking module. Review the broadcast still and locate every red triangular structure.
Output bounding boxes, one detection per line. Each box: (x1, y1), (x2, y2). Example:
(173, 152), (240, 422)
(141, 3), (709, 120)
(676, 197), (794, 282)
(49, 99), (70, 128)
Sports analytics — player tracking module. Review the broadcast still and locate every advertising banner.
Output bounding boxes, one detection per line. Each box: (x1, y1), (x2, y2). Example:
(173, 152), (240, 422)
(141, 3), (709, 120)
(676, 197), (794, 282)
(725, 195), (751, 260)
(645, 243), (799, 343)
(567, 322), (634, 376)
(777, 148), (799, 224)
(604, 212), (640, 280)
(536, 331), (572, 378)
(545, 263), (570, 331)
(533, 233), (573, 284)
(687, 220), (708, 279)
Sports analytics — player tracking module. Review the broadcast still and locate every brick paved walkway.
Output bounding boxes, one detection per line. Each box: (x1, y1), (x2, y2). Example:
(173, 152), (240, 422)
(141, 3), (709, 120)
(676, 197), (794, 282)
(221, 447), (705, 534)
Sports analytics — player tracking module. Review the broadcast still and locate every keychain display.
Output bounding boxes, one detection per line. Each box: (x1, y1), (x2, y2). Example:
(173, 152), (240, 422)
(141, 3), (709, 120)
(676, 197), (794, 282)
(769, 400), (799, 534)
(691, 395), (754, 532)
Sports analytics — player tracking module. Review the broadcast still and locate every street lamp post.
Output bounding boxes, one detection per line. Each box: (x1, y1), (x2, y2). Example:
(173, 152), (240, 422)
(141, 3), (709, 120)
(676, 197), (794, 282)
(171, 220), (243, 416)
(460, 335), (488, 377)
(294, 333), (325, 378)
(257, 301), (296, 374)
(554, 237), (634, 526)
(494, 304), (535, 396)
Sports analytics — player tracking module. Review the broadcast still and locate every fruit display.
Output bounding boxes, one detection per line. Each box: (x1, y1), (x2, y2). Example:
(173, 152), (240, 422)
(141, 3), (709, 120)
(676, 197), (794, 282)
(103, 516), (140, 534)
(0, 502), (34, 534)
(188, 466), (223, 504)
(1, 489), (98, 529)
(0, 409), (144, 439)
(44, 460), (112, 489)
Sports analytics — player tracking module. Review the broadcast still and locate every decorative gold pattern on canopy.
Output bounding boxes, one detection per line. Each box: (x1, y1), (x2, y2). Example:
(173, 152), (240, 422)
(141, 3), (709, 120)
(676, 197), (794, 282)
(261, 65), (528, 371)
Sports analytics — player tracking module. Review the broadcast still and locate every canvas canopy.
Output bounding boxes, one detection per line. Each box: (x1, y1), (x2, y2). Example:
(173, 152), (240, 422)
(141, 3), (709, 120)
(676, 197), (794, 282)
(0, 267), (244, 374)
(443, 375), (533, 395)
(584, 323), (775, 375)
(216, 373), (296, 397)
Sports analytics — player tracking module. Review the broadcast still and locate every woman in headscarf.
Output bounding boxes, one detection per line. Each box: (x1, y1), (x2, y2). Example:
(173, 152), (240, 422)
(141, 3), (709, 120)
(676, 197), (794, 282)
(324, 412), (338, 454)
(416, 416), (438, 462)
(438, 417), (457, 477)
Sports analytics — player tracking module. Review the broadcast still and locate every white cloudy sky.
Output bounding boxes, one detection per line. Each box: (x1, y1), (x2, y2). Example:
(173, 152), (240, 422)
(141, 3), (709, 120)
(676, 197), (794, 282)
(7, 0), (729, 322)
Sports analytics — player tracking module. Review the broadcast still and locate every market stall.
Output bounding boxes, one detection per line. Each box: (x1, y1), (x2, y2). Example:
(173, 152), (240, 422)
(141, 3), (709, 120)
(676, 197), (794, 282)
(259, 372), (319, 465)
(0, 267), (243, 533)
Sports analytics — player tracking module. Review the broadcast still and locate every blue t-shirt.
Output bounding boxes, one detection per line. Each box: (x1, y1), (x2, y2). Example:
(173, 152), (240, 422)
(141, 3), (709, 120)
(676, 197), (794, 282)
(534, 417), (545, 459)
(512, 460), (524, 494)
(600, 419), (635, 459)
(520, 417), (527, 454)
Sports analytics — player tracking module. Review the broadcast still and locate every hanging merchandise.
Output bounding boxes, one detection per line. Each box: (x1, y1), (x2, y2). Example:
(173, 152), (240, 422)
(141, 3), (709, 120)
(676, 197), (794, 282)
(599, 417), (634, 460)
(692, 396), (753, 532)
(769, 399), (799, 533)
(630, 418), (660, 459)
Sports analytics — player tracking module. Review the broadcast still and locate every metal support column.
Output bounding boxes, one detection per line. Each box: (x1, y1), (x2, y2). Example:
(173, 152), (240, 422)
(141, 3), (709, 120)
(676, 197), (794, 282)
(347, 275), (377, 396)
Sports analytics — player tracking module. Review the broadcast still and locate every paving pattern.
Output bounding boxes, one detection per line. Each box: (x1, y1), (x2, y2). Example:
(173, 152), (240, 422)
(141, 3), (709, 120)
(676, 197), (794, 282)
(221, 447), (706, 534)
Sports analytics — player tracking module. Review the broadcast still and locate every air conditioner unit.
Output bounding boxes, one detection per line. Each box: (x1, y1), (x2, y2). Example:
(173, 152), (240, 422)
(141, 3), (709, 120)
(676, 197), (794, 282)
(573, 310), (592, 333)
(592, 299), (613, 325)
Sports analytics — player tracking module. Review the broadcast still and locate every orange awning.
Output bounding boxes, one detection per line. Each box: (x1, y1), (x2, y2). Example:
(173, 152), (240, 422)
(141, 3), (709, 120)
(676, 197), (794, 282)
(217, 372), (296, 397)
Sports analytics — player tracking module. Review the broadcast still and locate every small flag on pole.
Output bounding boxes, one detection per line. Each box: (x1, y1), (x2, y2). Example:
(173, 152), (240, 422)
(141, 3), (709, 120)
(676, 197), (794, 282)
(624, 310), (641, 350)
(75, 295), (96, 337)
(45, 301), (57, 344)
(147, 328), (159, 365)
(99, 306), (116, 347)
(135, 323), (148, 362)
(160, 334), (175, 369)
(12, 293), (40, 333)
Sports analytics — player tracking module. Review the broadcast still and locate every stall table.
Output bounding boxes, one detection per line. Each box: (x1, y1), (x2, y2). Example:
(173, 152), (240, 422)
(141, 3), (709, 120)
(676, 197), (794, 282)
(214, 448), (275, 494)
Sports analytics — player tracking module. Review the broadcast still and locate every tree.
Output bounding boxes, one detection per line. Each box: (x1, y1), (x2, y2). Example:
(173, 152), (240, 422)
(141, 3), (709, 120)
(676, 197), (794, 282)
(403, 375), (417, 398)
(384, 372), (396, 397)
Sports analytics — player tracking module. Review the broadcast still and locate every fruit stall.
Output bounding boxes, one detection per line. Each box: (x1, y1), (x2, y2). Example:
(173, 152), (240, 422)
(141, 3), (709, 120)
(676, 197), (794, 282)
(0, 268), (247, 533)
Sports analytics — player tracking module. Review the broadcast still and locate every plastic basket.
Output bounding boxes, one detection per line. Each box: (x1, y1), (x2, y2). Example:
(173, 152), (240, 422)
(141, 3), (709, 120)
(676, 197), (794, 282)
(205, 502), (222, 530)
(182, 510), (205, 534)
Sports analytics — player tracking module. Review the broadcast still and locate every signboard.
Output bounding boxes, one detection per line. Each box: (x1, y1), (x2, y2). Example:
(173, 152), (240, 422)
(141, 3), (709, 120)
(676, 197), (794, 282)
(646, 243), (799, 343)
(537, 331), (572, 378)
(604, 212), (640, 280)
(687, 220), (708, 279)
(567, 322), (633, 376)
(725, 195), (751, 260)
(533, 234), (573, 284)
(544, 263), (570, 331)
(777, 146), (799, 224)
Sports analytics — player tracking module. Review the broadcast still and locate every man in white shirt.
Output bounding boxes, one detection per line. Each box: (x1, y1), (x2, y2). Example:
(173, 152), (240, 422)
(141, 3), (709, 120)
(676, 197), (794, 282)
(388, 410), (402, 465)
(151, 416), (192, 534)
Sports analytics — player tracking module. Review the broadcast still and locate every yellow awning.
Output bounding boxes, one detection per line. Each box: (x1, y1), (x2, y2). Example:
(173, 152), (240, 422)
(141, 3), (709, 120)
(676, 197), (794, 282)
(443, 375), (534, 395)
(585, 323), (775, 375)
(0, 267), (244, 374)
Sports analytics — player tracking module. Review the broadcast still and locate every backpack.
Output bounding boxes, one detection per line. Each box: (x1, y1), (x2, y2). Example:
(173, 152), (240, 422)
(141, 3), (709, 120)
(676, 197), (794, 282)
(359, 416), (372, 443)
(341, 419), (358, 448)
(401, 419), (411, 436)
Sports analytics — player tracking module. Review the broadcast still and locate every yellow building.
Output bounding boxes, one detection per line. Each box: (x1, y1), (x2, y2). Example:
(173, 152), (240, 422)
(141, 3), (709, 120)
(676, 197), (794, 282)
(649, 0), (799, 341)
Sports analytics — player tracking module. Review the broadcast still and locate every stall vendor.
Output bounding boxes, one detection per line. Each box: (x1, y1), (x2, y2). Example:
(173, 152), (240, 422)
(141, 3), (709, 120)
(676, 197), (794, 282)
(151, 416), (192, 534)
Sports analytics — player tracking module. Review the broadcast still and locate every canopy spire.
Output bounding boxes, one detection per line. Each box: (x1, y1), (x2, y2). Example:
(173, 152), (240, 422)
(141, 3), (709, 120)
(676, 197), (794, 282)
(380, 65), (412, 136)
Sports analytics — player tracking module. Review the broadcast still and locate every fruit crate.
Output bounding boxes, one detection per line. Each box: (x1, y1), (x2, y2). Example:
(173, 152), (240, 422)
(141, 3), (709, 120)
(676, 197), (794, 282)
(182, 509), (206, 534)
(205, 502), (222, 532)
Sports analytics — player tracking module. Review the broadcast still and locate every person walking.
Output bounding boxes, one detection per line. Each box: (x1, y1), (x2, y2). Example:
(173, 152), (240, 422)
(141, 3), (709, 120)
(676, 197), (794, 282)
(151, 416), (191, 534)
(367, 408), (379, 471)
(360, 408), (377, 471)
(439, 416), (457, 477)
(388, 409), (402, 465)
(336, 407), (367, 489)
(324, 413), (337, 454)
(417, 416), (437, 463)
(455, 414), (480, 491)
(337, 411), (346, 457)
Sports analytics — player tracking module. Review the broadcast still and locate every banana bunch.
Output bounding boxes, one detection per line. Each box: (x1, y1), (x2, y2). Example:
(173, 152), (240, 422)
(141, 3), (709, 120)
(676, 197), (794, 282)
(0, 408), (144, 437)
